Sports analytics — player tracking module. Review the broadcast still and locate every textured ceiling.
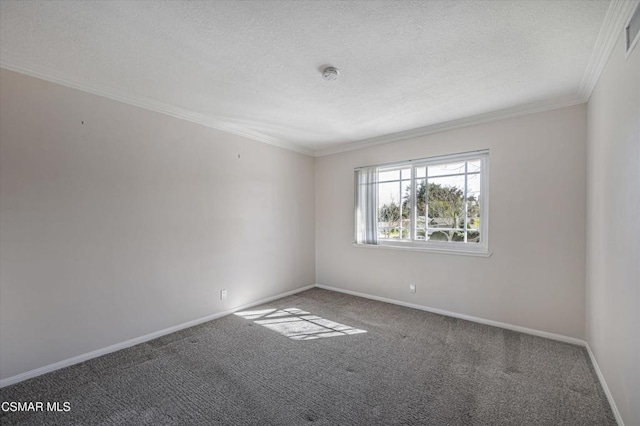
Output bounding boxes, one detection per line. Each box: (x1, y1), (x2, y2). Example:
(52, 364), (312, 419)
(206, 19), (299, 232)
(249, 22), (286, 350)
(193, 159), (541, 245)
(0, 0), (611, 154)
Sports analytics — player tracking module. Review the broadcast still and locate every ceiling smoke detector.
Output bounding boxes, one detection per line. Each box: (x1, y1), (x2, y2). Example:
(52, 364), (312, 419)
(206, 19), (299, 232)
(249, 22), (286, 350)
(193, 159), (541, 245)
(321, 67), (339, 81)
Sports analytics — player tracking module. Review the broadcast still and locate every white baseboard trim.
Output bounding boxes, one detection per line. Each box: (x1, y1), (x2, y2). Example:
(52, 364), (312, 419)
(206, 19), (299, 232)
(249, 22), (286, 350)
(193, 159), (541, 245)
(314, 283), (586, 346)
(585, 343), (624, 426)
(0, 284), (315, 388)
(2, 282), (624, 426)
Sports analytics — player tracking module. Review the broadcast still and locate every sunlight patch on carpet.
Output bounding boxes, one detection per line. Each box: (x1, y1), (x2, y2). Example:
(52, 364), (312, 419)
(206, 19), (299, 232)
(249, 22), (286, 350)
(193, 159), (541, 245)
(235, 308), (367, 340)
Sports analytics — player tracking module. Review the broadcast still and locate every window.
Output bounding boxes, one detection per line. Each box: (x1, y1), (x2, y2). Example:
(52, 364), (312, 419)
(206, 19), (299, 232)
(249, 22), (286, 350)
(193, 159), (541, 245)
(355, 150), (489, 255)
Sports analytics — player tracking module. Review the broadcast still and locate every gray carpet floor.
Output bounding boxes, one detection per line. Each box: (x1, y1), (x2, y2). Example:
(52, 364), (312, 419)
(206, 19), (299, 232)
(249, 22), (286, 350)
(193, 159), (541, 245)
(0, 288), (616, 425)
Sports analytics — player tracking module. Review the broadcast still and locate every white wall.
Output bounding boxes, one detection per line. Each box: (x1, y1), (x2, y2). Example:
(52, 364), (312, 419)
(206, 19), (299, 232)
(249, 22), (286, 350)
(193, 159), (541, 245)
(316, 104), (587, 339)
(0, 69), (315, 381)
(586, 26), (639, 426)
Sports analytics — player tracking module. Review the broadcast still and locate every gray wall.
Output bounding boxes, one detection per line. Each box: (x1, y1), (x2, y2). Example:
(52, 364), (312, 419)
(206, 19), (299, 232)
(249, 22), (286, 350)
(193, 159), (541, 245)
(316, 104), (587, 339)
(0, 69), (316, 380)
(586, 27), (640, 426)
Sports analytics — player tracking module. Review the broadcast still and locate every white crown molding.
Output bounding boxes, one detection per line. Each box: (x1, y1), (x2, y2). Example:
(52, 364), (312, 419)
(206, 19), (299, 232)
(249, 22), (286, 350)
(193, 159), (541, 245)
(0, 58), (590, 159)
(0, 284), (315, 388)
(0, 58), (315, 157)
(579, 0), (640, 101)
(4, 0), (626, 163)
(5, 55), (585, 159)
(313, 95), (586, 157)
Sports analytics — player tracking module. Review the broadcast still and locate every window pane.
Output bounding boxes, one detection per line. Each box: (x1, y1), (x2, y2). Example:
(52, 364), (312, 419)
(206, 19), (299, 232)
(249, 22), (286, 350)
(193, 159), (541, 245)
(379, 170), (399, 182)
(427, 175), (465, 229)
(415, 179), (426, 235)
(428, 229), (450, 241)
(401, 179), (412, 241)
(378, 227), (400, 240)
(401, 180), (411, 222)
(466, 189), (481, 231)
(467, 171), (481, 196)
(378, 181), (400, 238)
(428, 161), (466, 177)
(386, 228), (408, 240)
(415, 179), (426, 216)
(467, 230), (481, 243)
(359, 150), (487, 251)
(378, 171), (412, 241)
(467, 160), (481, 173)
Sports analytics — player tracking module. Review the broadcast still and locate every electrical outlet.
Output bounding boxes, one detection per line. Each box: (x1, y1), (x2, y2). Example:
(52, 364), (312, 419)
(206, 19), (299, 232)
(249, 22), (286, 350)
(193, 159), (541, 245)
(409, 284), (416, 293)
(220, 289), (227, 300)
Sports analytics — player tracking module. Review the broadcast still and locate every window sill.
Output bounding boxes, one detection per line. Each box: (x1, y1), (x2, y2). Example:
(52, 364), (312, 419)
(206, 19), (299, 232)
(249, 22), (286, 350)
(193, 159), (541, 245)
(352, 242), (492, 257)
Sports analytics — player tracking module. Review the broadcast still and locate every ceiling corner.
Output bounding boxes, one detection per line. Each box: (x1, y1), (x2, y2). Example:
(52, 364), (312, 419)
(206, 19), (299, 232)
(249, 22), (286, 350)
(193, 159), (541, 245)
(0, 57), (315, 157)
(579, 0), (639, 101)
(313, 96), (586, 158)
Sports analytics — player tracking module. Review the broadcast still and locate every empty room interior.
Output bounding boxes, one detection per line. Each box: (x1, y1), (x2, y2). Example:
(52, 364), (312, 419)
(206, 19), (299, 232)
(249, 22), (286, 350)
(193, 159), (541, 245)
(0, 1), (638, 425)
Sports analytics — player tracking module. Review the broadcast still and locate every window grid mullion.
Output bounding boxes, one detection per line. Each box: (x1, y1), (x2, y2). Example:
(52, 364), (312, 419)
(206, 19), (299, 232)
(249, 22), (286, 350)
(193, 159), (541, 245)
(371, 150), (487, 250)
(418, 170), (479, 179)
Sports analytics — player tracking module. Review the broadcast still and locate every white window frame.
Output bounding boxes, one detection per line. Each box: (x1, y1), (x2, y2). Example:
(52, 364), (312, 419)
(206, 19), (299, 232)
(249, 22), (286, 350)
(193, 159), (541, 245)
(354, 150), (490, 257)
